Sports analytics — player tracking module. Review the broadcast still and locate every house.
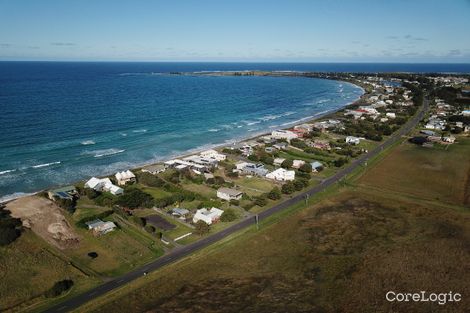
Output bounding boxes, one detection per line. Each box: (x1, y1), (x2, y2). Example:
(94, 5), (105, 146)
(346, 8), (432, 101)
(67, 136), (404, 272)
(115, 170), (136, 186)
(241, 163), (268, 176)
(193, 207), (224, 225)
(345, 136), (361, 145)
(461, 110), (470, 117)
(203, 172), (214, 180)
(420, 130), (436, 136)
(217, 188), (244, 201)
(84, 177), (104, 190)
(266, 168), (295, 181)
(141, 164), (166, 175)
(442, 136), (456, 143)
(310, 139), (331, 150)
(171, 208), (189, 217)
(293, 123), (313, 133)
(386, 112), (396, 119)
(271, 130), (298, 142)
(311, 161), (324, 172)
(84, 177), (124, 195)
(265, 146), (277, 153)
(236, 161), (252, 171)
(85, 219), (117, 235)
(273, 142), (288, 150)
(48, 185), (77, 201)
(292, 159), (305, 169)
(199, 149), (226, 161)
(273, 158), (286, 166)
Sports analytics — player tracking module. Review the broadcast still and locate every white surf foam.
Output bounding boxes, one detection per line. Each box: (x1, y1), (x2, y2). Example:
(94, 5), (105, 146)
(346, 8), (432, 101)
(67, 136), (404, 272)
(81, 140), (96, 145)
(0, 169), (16, 175)
(31, 161), (61, 169)
(92, 149), (125, 158)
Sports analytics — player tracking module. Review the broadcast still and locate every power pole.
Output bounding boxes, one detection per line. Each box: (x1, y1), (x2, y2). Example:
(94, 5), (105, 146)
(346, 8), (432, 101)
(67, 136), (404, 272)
(255, 214), (259, 231)
(305, 194), (309, 205)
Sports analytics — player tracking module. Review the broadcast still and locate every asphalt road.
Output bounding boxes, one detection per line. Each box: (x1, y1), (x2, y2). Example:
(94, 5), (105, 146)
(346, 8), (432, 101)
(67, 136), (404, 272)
(46, 98), (428, 313)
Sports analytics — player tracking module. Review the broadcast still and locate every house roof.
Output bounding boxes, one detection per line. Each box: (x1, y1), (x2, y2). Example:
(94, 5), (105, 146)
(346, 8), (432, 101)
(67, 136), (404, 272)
(218, 187), (243, 197)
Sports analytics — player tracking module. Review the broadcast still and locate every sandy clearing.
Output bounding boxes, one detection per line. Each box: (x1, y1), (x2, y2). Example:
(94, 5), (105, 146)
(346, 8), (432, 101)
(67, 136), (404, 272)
(6, 196), (80, 249)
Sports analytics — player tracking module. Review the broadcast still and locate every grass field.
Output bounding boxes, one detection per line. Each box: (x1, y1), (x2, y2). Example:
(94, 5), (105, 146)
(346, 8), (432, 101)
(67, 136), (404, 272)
(356, 137), (470, 206)
(75, 136), (470, 313)
(0, 231), (99, 311)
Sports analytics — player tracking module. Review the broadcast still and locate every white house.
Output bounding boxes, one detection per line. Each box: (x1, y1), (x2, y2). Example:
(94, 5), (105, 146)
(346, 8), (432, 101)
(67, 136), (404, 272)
(115, 170), (136, 186)
(84, 177), (123, 195)
(141, 164), (166, 175)
(346, 136), (361, 145)
(193, 207), (224, 225)
(266, 168), (295, 181)
(273, 158), (286, 166)
(385, 112), (396, 119)
(217, 188), (243, 201)
(292, 159), (305, 169)
(271, 130), (298, 141)
(200, 149), (226, 161)
(84, 177), (104, 190)
(85, 219), (117, 235)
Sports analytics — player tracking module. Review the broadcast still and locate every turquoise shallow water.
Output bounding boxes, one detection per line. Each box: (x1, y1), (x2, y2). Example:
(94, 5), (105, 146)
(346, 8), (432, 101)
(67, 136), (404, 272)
(0, 62), (364, 199)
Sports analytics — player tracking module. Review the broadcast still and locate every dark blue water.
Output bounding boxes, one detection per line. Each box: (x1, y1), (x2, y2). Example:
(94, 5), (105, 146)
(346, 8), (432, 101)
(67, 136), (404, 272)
(0, 62), (467, 199)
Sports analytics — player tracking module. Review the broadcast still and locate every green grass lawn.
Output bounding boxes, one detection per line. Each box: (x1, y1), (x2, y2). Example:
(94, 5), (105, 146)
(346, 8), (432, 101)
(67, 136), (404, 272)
(182, 183), (217, 199)
(233, 176), (274, 196)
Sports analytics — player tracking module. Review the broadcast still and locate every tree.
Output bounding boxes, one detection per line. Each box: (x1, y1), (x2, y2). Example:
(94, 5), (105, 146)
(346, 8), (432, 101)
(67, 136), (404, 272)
(220, 208), (237, 222)
(293, 179), (306, 191)
(281, 181), (296, 194)
(195, 220), (210, 235)
(299, 163), (312, 173)
(267, 187), (282, 200)
(144, 225), (156, 234)
(45, 280), (74, 298)
(254, 196), (268, 207)
(247, 154), (259, 162)
(334, 157), (348, 167)
(0, 209), (22, 246)
(116, 189), (154, 209)
(281, 159), (293, 169)
(84, 187), (100, 199)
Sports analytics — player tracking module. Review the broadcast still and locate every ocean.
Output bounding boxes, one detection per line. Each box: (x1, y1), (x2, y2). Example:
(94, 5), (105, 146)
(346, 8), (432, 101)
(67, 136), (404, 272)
(0, 62), (468, 200)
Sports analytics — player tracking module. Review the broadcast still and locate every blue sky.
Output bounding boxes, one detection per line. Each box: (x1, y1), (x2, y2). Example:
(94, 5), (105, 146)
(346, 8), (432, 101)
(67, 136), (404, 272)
(1, 0), (469, 62)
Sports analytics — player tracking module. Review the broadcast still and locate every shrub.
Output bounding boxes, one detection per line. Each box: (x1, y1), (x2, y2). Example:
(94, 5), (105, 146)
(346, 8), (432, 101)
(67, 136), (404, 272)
(84, 187), (100, 199)
(195, 220), (210, 235)
(229, 199), (240, 206)
(144, 225), (156, 233)
(88, 252), (98, 258)
(299, 163), (312, 173)
(220, 208), (237, 222)
(254, 196), (268, 207)
(281, 181), (296, 194)
(94, 193), (116, 207)
(116, 188), (154, 209)
(267, 187), (282, 200)
(45, 280), (74, 298)
(281, 159), (293, 169)
(334, 157), (349, 167)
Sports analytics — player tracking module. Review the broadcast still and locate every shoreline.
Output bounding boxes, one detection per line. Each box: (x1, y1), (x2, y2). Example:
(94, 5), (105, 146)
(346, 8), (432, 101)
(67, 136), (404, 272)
(0, 77), (365, 204)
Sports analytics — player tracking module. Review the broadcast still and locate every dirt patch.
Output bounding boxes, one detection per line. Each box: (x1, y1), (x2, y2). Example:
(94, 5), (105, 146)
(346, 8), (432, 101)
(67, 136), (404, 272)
(6, 196), (79, 249)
